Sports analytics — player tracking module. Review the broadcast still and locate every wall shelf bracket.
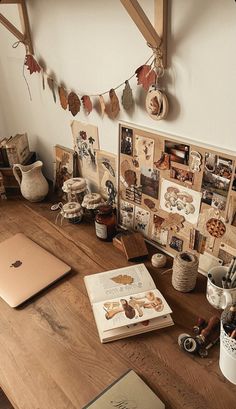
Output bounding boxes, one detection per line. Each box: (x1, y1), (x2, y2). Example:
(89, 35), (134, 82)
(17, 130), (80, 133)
(0, 0), (33, 54)
(120, 0), (168, 67)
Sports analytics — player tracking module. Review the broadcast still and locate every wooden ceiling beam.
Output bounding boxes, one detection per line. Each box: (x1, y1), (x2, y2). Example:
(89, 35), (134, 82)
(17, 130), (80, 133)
(0, 0), (33, 54)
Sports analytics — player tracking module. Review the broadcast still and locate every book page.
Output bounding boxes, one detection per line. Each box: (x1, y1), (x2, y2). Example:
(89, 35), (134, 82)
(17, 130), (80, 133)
(93, 289), (172, 333)
(84, 264), (156, 304)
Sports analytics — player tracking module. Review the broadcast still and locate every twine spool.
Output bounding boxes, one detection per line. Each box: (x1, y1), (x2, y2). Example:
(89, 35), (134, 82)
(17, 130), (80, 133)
(172, 251), (199, 292)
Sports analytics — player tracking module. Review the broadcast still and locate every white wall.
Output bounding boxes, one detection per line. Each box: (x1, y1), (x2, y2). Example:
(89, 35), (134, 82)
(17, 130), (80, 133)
(0, 0), (236, 179)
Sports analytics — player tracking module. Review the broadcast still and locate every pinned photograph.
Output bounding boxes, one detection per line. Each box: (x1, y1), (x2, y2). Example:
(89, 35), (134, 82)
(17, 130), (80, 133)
(119, 200), (134, 229)
(170, 166), (194, 185)
(154, 152), (170, 170)
(134, 206), (150, 236)
(54, 145), (74, 193)
(201, 154), (232, 203)
(169, 236), (183, 252)
(160, 179), (202, 224)
(133, 135), (154, 170)
(97, 151), (117, 204)
(120, 127), (133, 156)
(211, 193), (227, 211)
(140, 167), (159, 198)
(151, 214), (168, 246)
(189, 151), (202, 172)
(164, 141), (189, 165)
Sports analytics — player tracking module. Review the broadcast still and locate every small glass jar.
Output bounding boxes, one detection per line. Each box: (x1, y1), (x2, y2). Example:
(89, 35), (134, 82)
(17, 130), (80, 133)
(61, 202), (83, 224)
(95, 205), (116, 241)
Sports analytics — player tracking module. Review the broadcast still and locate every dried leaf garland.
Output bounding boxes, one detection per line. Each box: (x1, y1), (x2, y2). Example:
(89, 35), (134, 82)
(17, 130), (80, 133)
(47, 78), (56, 103)
(99, 95), (106, 117)
(121, 80), (134, 110)
(81, 95), (92, 114)
(135, 64), (157, 90)
(108, 88), (120, 119)
(58, 86), (68, 110)
(24, 54), (41, 75)
(68, 92), (81, 116)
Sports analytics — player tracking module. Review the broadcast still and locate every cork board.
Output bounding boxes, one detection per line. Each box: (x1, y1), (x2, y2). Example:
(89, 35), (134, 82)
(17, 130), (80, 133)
(118, 123), (236, 268)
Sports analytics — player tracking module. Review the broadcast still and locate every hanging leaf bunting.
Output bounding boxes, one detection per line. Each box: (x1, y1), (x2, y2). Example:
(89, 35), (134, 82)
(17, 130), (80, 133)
(68, 92), (81, 116)
(58, 86), (68, 110)
(47, 78), (56, 103)
(99, 95), (106, 118)
(24, 54), (41, 75)
(81, 95), (93, 114)
(135, 64), (157, 90)
(122, 80), (134, 111)
(108, 88), (120, 119)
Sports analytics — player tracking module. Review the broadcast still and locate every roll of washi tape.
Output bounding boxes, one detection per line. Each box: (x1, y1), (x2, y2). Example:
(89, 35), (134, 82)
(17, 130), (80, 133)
(151, 253), (167, 268)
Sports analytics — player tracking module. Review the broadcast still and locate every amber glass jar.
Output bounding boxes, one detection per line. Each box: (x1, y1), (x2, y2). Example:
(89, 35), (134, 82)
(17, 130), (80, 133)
(95, 205), (116, 241)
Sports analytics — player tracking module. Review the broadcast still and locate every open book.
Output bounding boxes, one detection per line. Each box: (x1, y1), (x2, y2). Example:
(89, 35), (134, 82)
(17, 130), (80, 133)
(84, 263), (173, 343)
(82, 369), (165, 408)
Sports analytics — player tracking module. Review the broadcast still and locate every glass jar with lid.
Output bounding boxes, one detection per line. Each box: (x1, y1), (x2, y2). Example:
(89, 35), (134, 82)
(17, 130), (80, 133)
(95, 205), (116, 241)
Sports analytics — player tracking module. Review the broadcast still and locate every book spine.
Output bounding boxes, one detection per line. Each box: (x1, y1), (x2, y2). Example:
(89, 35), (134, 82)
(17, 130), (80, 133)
(1, 147), (10, 167)
(6, 147), (19, 167)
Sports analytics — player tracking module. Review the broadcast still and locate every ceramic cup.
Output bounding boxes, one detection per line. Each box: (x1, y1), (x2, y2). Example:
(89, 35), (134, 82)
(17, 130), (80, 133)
(206, 266), (236, 309)
(219, 306), (236, 385)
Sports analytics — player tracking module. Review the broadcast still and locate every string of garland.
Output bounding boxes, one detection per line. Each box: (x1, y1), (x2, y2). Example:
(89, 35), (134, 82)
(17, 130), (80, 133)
(13, 41), (163, 118)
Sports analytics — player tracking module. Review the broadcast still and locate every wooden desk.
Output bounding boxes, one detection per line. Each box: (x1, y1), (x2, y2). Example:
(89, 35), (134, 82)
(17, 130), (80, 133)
(0, 200), (235, 409)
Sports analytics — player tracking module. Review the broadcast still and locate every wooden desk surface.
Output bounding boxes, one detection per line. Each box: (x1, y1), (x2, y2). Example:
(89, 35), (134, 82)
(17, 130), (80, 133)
(0, 200), (235, 409)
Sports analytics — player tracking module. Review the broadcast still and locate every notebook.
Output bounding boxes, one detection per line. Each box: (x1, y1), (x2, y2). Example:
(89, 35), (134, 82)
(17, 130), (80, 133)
(0, 233), (71, 307)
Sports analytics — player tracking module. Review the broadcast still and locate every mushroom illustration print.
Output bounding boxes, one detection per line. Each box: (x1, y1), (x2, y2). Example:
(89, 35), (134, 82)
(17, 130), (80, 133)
(160, 179), (202, 224)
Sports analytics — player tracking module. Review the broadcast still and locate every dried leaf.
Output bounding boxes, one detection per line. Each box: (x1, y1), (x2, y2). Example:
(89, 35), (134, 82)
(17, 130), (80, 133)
(58, 86), (68, 110)
(99, 95), (106, 117)
(135, 64), (156, 90)
(24, 54), (41, 75)
(68, 92), (81, 116)
(47, 78), (56, 103)
(121, 80), (134, 110)
(108, 89), (120, 119)
(81, 95), (92, 114)
(41, 70), (45, 90)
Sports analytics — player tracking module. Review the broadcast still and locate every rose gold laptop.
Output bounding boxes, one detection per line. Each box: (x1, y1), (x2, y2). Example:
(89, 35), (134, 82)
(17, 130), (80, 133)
(0, 233), (71, 307)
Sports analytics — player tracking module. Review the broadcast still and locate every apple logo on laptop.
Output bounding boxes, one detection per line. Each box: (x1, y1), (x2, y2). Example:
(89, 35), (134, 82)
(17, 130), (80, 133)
(10, 260), (22, 268)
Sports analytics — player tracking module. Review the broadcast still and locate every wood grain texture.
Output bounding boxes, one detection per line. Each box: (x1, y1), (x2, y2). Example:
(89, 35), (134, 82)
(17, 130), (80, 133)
(0, 199), (235, 409)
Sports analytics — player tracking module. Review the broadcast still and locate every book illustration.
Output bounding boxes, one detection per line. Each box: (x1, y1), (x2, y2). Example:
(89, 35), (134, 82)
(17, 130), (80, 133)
(93, 287), (171, 332)
(133, 135), (154, 170)
(111, 275), (134, 285)
(103, 291), (164, 322)
(160, 179), (201, 225)
(134, 206), (150, 236)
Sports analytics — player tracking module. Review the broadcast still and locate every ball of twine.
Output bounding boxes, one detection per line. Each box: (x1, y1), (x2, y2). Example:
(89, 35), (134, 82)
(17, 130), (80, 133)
(172, 251), (199, 292)
(151, 253), (167, 268)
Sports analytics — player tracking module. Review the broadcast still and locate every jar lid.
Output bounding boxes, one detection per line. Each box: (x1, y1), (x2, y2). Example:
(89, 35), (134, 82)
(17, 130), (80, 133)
(62, 178), (87, 193)
(61, 201), (82, 217)
(82, 193), (104, 209)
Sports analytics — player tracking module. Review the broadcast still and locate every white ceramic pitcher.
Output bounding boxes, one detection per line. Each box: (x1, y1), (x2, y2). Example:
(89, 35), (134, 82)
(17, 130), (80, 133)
(13, 160), (49, 202)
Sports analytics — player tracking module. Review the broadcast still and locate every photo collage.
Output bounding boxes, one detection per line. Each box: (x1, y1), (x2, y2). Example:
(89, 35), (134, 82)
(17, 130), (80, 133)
(118, 124), (236, 261)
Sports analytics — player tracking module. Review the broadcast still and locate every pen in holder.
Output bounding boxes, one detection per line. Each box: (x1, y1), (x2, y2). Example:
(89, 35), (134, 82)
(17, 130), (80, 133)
(219, 305), (236, 384)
